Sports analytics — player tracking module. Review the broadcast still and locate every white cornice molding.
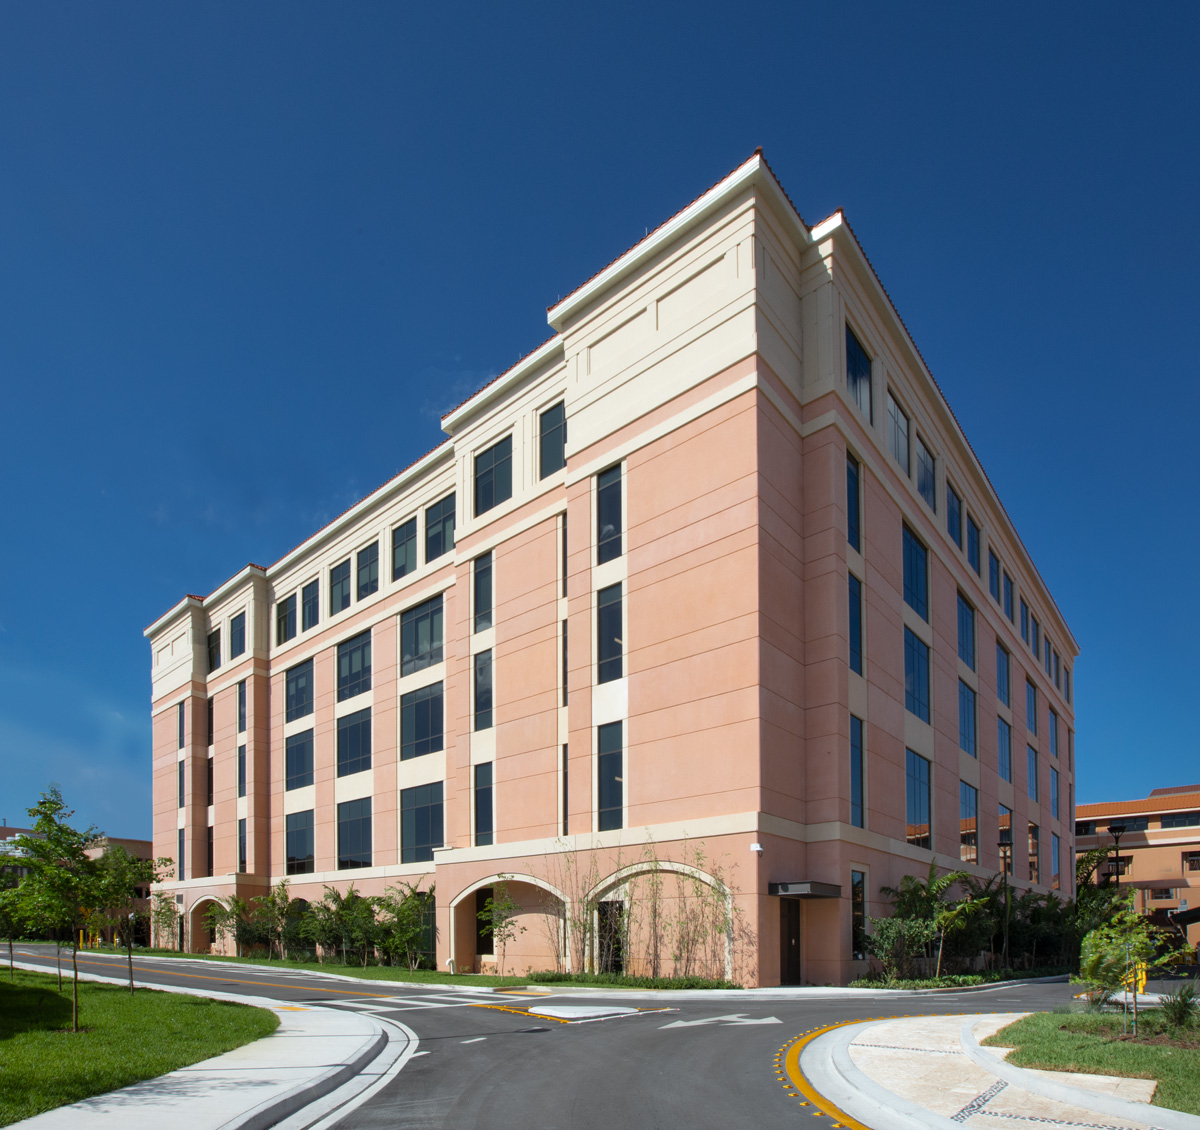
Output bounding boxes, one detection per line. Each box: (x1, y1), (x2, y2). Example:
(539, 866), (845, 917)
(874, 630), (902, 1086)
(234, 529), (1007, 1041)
(143, 596), (203, 640)
(440, 336), (564, 435)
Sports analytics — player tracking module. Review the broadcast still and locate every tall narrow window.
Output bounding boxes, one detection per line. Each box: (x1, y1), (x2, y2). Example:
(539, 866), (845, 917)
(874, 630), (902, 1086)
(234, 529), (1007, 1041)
(540, 401), (567, 478)
(337, 798), (373, 869)
(1026, 681), (1038, 735)
(851, 870), (867, 960)
(207, 629), (221, 673)
(597, 584), (623, 684)
(1020, 598), (1029, 643)
(207, 698), (214, 747)
(597, 465), (622, 564)
(337, 708), (372, 776)
(237, 744), (246, 798)
(561, 744), (569, 836)
(357, 542), (379, 600)
(598, 722), (623, 832)
(401, 595), (444, 675)
(392, 518), (417, 581)
(401, 682), (444, 760)
(475, 763), (494, 847)
(957, 593), (975, 669)
(886, 392), (909, 474)
(238, 818), (247, 874)
(206, 756), (214, 807)
(1050, 767), (1060, 820)
(850, 715), (864, 828)
(285, 730), (314, 790)
(474, 650), (493, 731)
(302, 579), (320, 631)
(1051, 832), (1061, 890)
(902, 526), (928, 620)
(1048, 709), (1059, 758)
(959, 782), (978, 864)
(286, 660), (313, 722)
(178, 829), (185, 881)
(904, 628), (930, 722)
(915, 437), (935, 511)
(846, 454), (861, 551)
(177, 701), (185, 749)
(286, 810), (315, 875)
(1032, 616), (1041, 658)
(1027, 746), (1039, 802)
(230, 612), (246, 658)
(1044, 636), (1053, 677)
(958, 681), (976, 757)
(999, 805), (1013, 874)
(474, 552), (493, 633)
(561, 619), (568, 707)
(474, 435), (513, 516)
(1064, 667), (1071, 704)
(561, 512), (568, 597)
(1053, 651), (1060, 689)
(237, 680), (246, 733)
(966, 516), (981, 574)
(330, 560), (351, 615)
(947, 485), (962, 548)
(337, 630), (372, 700)
(1003, 573), (1014, 621)
(905, 749), (931, 849)
(998, 717), (1012, 782)
(988, 551), (1000, 602)
(996, 643), (1011, 706)
(1028, 823), (1040, 884)
(177, 760), (185, 808)
(400, 783), (443, 863)
(846, 325), (872, 421)
(848, 573), (863, 675)
(425, 493), (456, 561)
(207, 827), (214, 877)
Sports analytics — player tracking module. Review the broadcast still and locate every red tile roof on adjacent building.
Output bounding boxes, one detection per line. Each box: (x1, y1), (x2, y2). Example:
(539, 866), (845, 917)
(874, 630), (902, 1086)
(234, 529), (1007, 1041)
(1077, 791), (1200, 819)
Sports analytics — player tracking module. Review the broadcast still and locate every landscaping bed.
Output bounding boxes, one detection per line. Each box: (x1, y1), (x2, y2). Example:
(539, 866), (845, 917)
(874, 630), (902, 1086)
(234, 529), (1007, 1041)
(984, 1011), (1200, 1116)
(0, 968), (278, 1127)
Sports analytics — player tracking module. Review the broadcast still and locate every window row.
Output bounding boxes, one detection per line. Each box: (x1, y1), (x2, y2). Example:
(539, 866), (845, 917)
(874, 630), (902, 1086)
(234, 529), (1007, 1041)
(1076, 812), (1200, 836)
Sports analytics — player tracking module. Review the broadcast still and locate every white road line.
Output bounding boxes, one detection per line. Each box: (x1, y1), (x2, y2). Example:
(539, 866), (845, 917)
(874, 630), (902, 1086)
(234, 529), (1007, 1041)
(461, 1037), (486, 1044)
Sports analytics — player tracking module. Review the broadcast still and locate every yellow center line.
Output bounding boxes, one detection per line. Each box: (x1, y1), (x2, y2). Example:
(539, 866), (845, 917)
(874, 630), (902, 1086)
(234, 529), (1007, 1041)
(19, 953), (400, 998)
(471, 1003), (571, 1022)
(781, 1020), (874, 1130)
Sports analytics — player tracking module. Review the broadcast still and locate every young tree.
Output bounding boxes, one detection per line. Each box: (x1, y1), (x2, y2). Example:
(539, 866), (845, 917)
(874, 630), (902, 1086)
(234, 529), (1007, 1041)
(477, 878), (525, 983)
(15, 788), (103, 1031)
(253, 880), (292, 960)
(151, 890), (180, 950)
(378, 881), (434, 970)
(96, 845), (172, 994)
(0, 867), (21, 982)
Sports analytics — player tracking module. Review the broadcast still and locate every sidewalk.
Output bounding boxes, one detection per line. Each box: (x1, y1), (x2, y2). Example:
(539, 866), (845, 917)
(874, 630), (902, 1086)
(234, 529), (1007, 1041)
(10, 961), (391, 1130)
(798, 1012), (1200, 1130)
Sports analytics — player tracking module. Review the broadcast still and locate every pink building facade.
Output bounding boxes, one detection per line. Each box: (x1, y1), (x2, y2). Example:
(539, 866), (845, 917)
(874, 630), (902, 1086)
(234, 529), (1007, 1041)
(145, 152), (1078, 986)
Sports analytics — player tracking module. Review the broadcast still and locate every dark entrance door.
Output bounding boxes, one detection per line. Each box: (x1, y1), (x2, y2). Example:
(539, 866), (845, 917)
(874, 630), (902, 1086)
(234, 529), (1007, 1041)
(597, 901), (625, 973)
(780, 898), (801, 984)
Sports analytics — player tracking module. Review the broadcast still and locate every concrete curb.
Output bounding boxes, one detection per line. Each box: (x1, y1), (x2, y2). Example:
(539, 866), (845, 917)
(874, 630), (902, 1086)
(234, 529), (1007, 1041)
(962, 1017), (1200, 1130)
(8, 959), (390, 1130)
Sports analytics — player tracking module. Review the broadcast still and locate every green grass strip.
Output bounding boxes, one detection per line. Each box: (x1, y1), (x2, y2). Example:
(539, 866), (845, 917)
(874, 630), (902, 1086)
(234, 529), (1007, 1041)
(984, 1011), (1200, 1115)
(0, 968), (278, 1127)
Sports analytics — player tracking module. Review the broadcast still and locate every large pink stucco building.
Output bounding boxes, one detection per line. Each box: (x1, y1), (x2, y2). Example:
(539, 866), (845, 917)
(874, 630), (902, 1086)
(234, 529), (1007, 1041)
(145, 151), (1078, 985)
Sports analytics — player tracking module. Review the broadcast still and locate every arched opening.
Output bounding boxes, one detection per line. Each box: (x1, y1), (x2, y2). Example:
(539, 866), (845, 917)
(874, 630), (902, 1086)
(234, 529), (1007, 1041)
(449, 874), (567, 977)
(187, 898), (220, 954)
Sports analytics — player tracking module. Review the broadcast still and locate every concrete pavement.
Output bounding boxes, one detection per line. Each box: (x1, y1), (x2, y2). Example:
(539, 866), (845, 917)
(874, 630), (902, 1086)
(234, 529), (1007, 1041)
(794, 1012), (1200, 1130)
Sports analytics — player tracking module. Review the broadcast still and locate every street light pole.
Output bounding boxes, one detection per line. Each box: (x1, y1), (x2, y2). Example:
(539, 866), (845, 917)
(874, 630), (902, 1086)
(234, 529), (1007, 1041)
(1107, 823), (1129, 1034)
(1107, 823), (1126, 891)
(997, 834), (1012, 969)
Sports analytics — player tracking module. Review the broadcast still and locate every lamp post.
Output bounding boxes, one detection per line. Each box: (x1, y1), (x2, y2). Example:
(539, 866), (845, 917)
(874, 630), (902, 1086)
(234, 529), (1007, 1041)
(998, 832), (1012, 969)
(1107, 823), (1127, 890)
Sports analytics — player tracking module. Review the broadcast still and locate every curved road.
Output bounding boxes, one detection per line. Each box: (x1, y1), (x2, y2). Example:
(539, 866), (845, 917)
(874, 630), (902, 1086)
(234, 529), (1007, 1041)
(14, 945), (1080, 1129)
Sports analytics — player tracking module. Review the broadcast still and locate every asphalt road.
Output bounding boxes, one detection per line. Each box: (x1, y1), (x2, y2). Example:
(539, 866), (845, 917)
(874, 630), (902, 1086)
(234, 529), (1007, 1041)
(13, 945), (1088, 1130)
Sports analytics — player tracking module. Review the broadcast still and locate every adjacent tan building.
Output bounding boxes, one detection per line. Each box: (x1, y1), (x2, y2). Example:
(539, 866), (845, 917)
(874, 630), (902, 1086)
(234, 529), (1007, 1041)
(1076, 786), (1200, 949)
(145, 151), (1078, 985)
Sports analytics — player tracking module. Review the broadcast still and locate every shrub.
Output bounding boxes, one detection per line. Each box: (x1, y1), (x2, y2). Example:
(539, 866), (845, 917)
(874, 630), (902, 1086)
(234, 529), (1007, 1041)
(1161, 982), (1199, 1029)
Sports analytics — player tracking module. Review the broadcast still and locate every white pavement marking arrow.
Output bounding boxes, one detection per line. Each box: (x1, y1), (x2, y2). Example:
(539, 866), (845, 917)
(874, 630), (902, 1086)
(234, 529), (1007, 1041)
(659, 1013), (782, 1028)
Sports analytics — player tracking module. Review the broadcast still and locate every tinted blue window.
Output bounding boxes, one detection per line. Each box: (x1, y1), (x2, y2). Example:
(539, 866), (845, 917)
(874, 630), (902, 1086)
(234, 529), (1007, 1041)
(846, 455), (861, 551)
(286, 810), (314, 875)
(996, 643), (1010, 706)
(474, 435), (513, 517)
(474, 650), (493, 731)
(474, 552), (493, 633)
(474, 763), (493, 847)
(1026, 681), (1038, 735)
(337, 631), (372, 700)
(540, 401), (566, 479)
(1003, 573), (1014, 621)
(904, 628), (930, 723)
(286, 660), (313, 723)
(947, 485), (962, 547)
(958, 680), (976, 756)
(957, 593), (975, 670)
(392, 518), (417, 581)
(597, 584), (622, 683)
(401, 595), (443, 675)
(597, 466), (622, 564)
(401, 783), (442, 863)
(967, 516), (981, 574)
(401, 682), (444, 760)
(850, 715), (864, 828)
(997, 717), (1012, 782)
(848, 573), (863, 675)
(285, 730), (313, 790)
(598, 722), (623, 831)
(357, 542), (379, 600)
(960, 781), (978, 864)
(230, 612), (246, 658)
(302, 579), (320, 631)
(905, 749), (930, 848)
(846, 326), (872, 420)
(988, 552), (1000, 603)
(903, 526), (928, 620)
(425, 493), (456, 561)
(337, 797), (372, 869)
(337, 707), (372, 777)
(330, 560), (351, 615)
(1027, 746), (1039, 802)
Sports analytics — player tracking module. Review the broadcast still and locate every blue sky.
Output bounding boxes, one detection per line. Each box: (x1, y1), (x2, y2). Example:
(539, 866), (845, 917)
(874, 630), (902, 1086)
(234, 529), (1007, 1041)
(1, 4), (1196, 838)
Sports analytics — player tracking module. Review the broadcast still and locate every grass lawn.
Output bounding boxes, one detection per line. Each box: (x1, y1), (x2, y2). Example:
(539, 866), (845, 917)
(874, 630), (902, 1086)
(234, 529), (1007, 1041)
(985, 1011), (1200, 1116)
(0, 968), (278, 1127)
